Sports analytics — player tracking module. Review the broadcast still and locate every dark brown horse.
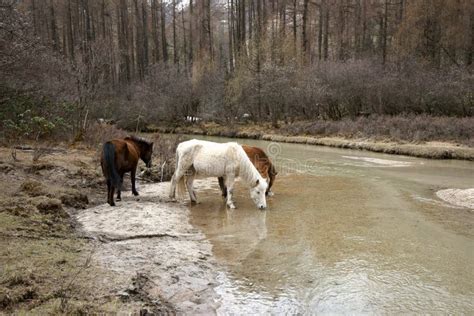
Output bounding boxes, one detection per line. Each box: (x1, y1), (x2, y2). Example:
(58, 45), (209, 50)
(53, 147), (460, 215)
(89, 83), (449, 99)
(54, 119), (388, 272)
(218, 145), (277, 197)
(101, 136), (153, 206)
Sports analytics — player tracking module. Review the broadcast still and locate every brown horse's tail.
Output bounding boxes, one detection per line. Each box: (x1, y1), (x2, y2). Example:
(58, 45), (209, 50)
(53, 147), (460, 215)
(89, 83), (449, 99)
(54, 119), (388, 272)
(103, 142), (122, 190)
(267, 162), (278, 194)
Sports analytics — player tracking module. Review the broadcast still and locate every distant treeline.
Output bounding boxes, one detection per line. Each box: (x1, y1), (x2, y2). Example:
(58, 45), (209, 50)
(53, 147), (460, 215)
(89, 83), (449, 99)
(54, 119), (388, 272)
(0, 0), (473, 142)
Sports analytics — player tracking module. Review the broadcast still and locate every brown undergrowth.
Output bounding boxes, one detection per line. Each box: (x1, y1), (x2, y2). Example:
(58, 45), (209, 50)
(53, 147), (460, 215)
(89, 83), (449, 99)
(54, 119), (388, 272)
(153, 116), (474, 160)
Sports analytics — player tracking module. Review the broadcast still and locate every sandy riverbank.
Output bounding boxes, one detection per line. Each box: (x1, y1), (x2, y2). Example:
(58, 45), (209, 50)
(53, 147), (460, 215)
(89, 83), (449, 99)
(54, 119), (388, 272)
(76, 181), (221, 314)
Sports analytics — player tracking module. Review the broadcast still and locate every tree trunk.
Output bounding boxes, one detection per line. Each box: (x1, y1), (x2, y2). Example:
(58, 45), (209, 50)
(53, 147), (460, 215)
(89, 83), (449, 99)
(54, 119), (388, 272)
(67, 0), (75, 61)
(382, 0), (388, 65)
(118, 0), (131, 84)
(323, 1), (329, 60)
(160, 0), (168, 62)
(337, 1), (345, 61)
(49, 0), (59, 52)
(142, 0), (149, 71)
(466, 9), (473, 66)
(207, 0), (213, 60)
(189, 0), (194, 66)
(318, 3), (323, 60)
(293, 0), (297, 54)
(228, 0), (234, 72)
(181, 7), (187, 69)
(151, 0), (160, 62)
(101, 0), (106, 39)
(302, 0), (310, 62)
(173, 0), (178, 65)
(134, 0), (144, 79)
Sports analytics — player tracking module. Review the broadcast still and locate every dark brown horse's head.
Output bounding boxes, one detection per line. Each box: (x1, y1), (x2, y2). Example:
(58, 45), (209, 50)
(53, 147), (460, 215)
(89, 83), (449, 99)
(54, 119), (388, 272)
(126, 136), (154, 168)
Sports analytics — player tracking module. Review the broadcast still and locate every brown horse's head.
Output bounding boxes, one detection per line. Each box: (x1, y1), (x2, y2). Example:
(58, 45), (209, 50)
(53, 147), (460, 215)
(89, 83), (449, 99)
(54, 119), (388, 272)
(126, 136), (154, 168)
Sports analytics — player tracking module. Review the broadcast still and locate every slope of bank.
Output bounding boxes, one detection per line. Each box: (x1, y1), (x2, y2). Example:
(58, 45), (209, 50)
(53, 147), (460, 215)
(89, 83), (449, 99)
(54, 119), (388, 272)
(154, 124), (474, 161)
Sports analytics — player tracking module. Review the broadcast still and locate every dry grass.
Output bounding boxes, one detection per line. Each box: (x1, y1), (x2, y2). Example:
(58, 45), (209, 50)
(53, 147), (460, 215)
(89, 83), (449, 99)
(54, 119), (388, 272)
(157, 116), (474, 160)
(260, 134), (474, 160)
(0, 145), (140, 314)
(279, 115), (474, 147)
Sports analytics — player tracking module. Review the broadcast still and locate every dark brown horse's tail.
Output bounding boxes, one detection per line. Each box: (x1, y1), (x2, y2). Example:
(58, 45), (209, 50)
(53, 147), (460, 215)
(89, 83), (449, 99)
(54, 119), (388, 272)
(267, 162), (278, 194)
(103, 142), (122, 190)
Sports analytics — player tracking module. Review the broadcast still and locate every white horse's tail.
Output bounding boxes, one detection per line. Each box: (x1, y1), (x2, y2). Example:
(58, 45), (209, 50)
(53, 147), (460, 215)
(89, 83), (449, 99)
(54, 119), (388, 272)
(177, 176), (186, 198)
(173, 149), (187, 199)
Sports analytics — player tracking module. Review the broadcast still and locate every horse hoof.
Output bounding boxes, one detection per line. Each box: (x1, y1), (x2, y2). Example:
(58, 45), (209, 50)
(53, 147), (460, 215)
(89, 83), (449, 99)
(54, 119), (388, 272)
(133, 191), (139, 196)
(227, 204), (236, 209)
(116, 197), (121, 201)
(110, 202), (116, 207)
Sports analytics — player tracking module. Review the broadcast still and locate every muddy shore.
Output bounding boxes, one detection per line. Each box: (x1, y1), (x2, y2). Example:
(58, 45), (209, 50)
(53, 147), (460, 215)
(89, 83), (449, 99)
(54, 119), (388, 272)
(155, 125), (474, 161)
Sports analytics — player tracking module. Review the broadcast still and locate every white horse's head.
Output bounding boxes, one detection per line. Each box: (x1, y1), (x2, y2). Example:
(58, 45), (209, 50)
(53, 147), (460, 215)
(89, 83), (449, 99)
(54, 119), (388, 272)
(250, 179), (268, 209)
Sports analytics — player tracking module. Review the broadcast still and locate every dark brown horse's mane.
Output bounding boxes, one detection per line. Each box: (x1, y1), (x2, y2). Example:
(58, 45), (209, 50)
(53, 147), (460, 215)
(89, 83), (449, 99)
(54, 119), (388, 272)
(125, 135), (153, 146)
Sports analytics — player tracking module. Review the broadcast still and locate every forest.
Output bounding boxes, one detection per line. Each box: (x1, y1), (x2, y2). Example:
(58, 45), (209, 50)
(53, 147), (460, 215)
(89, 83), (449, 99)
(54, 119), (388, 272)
(1, 0), (473, 144)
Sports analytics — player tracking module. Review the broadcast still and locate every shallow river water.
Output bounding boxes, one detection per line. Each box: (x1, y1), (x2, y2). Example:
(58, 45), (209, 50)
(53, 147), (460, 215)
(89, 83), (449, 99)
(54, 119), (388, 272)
(183, 136), (474, 314)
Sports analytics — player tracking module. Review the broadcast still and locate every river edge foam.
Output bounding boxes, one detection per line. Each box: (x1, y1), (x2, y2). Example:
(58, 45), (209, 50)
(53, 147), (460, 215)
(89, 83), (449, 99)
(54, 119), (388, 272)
(436, 188), (474, 210)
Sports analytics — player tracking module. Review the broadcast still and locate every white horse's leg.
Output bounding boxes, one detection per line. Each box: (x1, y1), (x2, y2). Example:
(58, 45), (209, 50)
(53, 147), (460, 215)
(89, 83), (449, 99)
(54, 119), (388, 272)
(186, 173), (197, 203)
(225, 175), (236, 209)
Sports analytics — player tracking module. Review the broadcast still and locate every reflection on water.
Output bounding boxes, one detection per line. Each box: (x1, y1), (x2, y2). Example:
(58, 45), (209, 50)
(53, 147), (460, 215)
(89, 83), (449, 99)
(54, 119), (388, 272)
(184, 135), (474, 313)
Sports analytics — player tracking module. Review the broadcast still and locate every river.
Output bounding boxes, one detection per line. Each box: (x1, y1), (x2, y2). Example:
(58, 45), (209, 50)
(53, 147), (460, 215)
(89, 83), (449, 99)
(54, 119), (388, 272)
(184, 135), (474, 314)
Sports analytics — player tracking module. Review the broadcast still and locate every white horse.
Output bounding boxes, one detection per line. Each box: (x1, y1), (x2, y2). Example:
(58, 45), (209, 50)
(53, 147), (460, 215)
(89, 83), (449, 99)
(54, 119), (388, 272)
(169, 139), (268, 209)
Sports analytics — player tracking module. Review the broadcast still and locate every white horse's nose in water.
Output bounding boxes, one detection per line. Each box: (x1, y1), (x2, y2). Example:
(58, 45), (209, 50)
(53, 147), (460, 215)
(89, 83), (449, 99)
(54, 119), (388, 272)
(259, 204), (266, 210)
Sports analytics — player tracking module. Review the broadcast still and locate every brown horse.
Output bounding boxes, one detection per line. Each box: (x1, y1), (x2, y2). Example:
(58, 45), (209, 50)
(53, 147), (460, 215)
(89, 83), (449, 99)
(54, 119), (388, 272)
(101, 136), (153, 206)
(218, 145), (277, 197)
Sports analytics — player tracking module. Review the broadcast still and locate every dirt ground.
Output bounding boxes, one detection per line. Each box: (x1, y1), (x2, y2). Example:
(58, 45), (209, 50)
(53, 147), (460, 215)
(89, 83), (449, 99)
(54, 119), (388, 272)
(0, 145), (185, 314)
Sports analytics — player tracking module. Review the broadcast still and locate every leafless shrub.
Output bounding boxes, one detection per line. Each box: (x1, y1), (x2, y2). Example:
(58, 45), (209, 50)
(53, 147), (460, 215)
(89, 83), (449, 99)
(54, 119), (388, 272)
(57, 250), (94, 313)
(82, 123), (127, 148)
(32, 147), (48, 162)
(139, 134), (184, 182)
(10, 147), (17, 161)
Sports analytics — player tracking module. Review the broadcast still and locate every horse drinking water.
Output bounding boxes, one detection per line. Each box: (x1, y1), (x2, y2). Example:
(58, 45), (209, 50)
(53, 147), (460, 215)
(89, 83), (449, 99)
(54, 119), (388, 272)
(169, 139), (268, 209)
(218, 145), (277, 197)
(101, 136), (154, 206)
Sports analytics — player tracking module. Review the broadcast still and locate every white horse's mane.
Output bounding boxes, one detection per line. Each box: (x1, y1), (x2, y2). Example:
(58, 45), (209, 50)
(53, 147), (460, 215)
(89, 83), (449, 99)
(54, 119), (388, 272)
(235, 144), (264, 187)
